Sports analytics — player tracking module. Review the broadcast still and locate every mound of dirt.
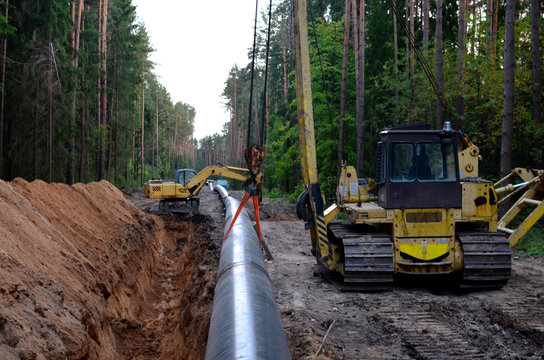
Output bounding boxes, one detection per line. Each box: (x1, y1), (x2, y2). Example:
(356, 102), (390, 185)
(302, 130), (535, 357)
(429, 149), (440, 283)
(0, 179), (217, 360)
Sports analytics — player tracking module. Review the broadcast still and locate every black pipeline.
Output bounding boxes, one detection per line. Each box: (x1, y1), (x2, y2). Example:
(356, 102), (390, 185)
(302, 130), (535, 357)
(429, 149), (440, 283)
(205, 184), (291, 360)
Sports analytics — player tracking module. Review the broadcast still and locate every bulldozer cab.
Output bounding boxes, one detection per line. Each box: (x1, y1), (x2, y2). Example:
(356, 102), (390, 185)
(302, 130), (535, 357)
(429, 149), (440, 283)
(175, 169), (197, 186)
(376, 123), (462, 209)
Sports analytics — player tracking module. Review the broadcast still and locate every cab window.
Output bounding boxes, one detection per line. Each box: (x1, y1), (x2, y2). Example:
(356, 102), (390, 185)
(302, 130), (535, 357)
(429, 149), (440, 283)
(416, 143), (456, 181)
(390, 143), (414, 182)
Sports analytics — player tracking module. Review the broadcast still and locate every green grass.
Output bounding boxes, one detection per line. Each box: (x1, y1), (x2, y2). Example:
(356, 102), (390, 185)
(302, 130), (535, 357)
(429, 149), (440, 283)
(513, 225), (544, 257)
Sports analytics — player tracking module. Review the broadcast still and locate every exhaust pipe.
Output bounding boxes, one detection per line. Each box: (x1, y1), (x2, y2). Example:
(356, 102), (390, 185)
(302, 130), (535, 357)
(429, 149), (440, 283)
(205, 184), (292, 360)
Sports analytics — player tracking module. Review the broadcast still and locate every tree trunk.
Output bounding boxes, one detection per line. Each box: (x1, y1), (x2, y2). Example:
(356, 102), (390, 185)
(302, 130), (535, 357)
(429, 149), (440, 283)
(500, 0), (515, 177)
(97, 0), (102, 179)
(422, 0), (428, 52)
(174, 108), (178, 169)
(456, 0), (467, 129)
(48, 40), (53, 182)
(338, 0), (351, 177)
(114, 83), (119, 183)
(409, 0), (415, 121)
(393, 0), (398, 122)
(486, 0), (493, 57)
(492, 0), (498, 58)
(131, 130), (135, 181)
(69, 0), (83, 184)
(0, 0), (9, 179)
(356, 0), (365, 177)
(282, 43), (288, 106)
(155, 94), (159, 167)
(99, 0), (108, 180)
(140, 69), (145, 186)
(79, 17), (86, 182)
(531, 0), (542, 165)
(435, 0), (444, 129)
(234, 75), (238, 163)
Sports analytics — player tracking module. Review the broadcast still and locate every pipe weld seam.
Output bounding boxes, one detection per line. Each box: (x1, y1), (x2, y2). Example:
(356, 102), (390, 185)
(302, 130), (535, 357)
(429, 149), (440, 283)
(216, 260), (270, 282)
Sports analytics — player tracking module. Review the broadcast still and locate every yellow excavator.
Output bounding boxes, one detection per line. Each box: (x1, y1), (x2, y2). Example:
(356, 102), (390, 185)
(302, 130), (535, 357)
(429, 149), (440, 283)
(292, 0), (544, 290)
(145, 163), (263, 213)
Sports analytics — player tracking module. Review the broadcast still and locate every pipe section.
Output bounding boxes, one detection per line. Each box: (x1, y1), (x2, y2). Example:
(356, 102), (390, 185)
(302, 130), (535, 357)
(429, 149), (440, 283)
(205, 184), (292, 360)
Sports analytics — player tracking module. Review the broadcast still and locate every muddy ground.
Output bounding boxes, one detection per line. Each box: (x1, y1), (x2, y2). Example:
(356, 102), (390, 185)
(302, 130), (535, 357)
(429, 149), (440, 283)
(226, 189), (544, 360)
(1, 179), (543, 359)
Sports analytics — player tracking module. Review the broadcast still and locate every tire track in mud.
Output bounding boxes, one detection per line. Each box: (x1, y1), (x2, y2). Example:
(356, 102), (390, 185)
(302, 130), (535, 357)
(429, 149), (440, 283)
(494, 295), (544, 331)
(377, 304), (488, 359)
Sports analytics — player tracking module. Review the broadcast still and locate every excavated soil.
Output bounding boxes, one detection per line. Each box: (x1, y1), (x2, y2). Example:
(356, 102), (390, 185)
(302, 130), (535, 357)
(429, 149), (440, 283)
(0, 179), (220, 360)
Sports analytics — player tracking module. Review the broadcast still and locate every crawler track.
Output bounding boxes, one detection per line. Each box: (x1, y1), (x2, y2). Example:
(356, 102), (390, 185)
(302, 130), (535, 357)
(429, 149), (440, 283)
(328, 222), (393, 291)
(458, 232), (511, 289)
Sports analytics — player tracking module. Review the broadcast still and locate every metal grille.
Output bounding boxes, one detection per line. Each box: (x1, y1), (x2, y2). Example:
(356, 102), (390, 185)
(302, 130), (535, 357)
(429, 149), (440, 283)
(151, 186), (161, 192)
(376, 142), (385, 184)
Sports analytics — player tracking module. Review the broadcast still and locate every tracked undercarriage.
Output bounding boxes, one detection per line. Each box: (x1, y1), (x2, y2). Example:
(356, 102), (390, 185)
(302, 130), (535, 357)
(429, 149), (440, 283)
(329, 223), (393, 291)
(158, 198), (200, 214)
(458, 232), (512, 289)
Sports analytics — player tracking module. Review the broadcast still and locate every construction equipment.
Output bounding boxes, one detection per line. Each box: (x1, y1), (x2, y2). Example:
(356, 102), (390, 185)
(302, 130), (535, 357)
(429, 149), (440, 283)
(292, 0), (544, 291)
(144, 163), (263, 214)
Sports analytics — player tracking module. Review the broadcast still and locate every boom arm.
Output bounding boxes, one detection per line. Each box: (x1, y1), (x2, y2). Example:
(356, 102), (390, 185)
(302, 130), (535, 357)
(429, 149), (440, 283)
(293, 0), (333, 265)
(184, 165), (254, 197)
(145, 164), (262, 201)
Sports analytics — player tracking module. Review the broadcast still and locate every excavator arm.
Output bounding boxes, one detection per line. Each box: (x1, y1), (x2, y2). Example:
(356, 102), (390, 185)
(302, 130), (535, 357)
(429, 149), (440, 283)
(184, 165), (255, 197)
(145, 164), (263, 214)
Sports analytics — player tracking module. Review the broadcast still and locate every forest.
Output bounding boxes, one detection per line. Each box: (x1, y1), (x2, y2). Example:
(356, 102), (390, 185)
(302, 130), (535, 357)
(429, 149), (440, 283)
(0, 0), (195, 186)
(0, 0), (542, 199)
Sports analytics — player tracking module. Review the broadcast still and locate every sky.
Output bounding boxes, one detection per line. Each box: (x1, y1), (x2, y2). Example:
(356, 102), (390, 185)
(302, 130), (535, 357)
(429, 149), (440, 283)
(132, 1), (269, 141)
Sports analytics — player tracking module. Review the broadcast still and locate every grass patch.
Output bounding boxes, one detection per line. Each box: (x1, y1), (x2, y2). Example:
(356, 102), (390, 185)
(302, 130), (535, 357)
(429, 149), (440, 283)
(512, 225), (544, 257)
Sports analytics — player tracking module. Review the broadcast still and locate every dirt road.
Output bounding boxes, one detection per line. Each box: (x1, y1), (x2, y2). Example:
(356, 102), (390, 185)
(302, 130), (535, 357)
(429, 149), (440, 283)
(250, 196), (544, 359)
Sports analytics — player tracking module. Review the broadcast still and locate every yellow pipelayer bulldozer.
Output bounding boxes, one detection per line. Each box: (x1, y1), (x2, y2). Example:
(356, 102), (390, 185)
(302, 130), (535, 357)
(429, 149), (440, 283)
(292, 0), (544, 291)
(144, 164), (263, 213)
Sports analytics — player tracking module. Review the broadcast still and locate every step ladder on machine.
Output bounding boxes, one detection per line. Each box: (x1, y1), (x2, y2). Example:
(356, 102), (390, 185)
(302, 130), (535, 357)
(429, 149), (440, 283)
(496, 168), (544, 247)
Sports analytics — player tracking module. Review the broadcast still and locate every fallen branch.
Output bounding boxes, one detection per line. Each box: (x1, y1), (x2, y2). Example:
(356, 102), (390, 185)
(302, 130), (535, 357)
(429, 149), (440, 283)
(315, 319), (336, 357)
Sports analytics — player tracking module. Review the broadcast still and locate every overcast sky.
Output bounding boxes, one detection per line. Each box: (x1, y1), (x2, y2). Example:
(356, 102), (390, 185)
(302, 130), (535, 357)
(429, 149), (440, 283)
(132, 1), (269, 141)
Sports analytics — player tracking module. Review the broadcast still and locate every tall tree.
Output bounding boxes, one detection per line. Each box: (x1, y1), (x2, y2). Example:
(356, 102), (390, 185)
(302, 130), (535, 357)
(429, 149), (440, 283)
(98, 0), (109, 180)
(0, 0), (9, 179)
(531, 0), (541, 165)
(422, 0), (428, 52)
(393, 0), (398, 122)
(456, 0), (467, 129)
(409, 0), (415, 120)
(68, 0), (84, 184)
(140, 67), (145, 186)
(356, 0), (365, 177)
(435, 0), (444, 129)
(338, 0), (351, 176)
(500, 0), (515, 177)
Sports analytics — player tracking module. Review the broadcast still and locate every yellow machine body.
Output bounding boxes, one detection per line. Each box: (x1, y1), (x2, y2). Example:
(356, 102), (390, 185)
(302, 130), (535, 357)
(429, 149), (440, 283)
(293, 0), (542, 291)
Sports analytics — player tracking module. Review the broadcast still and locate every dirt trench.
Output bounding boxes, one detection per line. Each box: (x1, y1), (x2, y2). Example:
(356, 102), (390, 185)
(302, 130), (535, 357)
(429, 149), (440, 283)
(0, 179), (222, 360)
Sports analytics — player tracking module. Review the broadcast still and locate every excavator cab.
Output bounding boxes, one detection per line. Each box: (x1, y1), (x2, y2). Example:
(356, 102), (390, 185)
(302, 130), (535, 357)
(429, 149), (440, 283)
(376, 123), (462, 209)
(175, 169), (197, 186)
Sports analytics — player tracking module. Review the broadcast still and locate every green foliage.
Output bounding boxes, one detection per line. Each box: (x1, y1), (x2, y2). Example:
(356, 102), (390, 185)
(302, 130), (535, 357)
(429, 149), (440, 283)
(0, 0), (196, 187)
(219, 0), (542, 202)
(513, 225), (544, 257)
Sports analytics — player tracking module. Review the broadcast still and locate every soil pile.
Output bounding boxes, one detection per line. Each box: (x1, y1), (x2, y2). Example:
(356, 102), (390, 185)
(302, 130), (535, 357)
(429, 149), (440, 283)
(0, 179), (216, 360)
